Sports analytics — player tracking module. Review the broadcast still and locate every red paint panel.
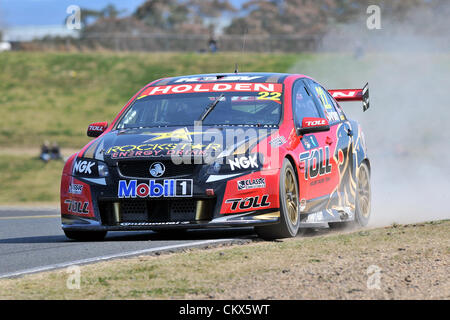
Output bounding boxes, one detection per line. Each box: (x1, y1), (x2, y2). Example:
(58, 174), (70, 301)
(60, 177), (95, 218)
(220, 170), (279, 214)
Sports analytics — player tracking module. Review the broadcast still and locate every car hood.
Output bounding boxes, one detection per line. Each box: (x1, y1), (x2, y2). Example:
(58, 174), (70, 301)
(83, 126), (277, 163)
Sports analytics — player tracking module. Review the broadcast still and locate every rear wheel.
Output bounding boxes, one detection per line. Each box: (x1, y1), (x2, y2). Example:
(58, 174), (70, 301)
(354, 162), (371, 226)
(255, 159), (300, 240)
(64, 230), (107, 241)
(330, 161), (371, 229)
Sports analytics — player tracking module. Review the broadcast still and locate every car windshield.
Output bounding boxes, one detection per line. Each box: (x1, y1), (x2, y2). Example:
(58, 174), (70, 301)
(116, 91), (282, 128)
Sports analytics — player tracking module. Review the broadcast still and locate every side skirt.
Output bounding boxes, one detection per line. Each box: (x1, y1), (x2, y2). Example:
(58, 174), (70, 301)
(299, 207), (354, 228)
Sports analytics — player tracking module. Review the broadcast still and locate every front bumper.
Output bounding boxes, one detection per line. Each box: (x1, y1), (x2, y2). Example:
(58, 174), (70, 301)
(61, 164), (281, 231)
(62, 209), (280, 231)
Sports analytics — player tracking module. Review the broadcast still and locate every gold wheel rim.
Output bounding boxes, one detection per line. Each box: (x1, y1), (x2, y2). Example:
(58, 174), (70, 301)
(284, 168), (299, 225)
(358, 165), (371, 218)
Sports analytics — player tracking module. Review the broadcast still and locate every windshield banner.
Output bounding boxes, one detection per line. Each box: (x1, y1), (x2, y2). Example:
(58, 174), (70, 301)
(138, 83), (283, 99)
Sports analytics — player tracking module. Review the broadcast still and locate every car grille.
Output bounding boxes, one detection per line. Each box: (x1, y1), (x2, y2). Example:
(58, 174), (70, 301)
(120, 200), (148, 222)
(118, 160), (196, 178)
(170, 200), (197, 221)
(98, 199), (214, 225)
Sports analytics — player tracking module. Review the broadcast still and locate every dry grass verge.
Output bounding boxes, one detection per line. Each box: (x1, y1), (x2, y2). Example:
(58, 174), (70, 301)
(0, 220), (448, 299)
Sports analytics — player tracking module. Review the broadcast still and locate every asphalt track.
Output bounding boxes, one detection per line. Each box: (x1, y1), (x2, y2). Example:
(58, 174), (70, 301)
(0, 208), (255, 279)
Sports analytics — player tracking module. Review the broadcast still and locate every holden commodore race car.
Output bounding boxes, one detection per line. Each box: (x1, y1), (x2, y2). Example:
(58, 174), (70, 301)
(61, 72), (371, 240)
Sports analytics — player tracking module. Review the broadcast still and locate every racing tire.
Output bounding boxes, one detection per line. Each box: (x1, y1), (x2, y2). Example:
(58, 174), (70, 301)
(354, 162), (371, 227)
(255, 159), (300, 240)
(64, 230), (107, 241)
(329, 162), (371, 230)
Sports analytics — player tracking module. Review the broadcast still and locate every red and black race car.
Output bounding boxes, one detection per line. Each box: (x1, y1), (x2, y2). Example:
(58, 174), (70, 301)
(61, 73), (371, 240)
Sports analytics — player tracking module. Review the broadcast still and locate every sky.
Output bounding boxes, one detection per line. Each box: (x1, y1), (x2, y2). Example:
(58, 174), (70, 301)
(0, 0), (246, 27)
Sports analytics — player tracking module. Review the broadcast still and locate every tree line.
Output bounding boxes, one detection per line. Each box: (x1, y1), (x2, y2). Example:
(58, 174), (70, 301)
(15, 0), (448, 52)
(80, 0), (447, 37)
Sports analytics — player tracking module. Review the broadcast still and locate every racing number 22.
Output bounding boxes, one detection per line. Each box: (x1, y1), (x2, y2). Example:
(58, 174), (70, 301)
(257, 91), (281, 103)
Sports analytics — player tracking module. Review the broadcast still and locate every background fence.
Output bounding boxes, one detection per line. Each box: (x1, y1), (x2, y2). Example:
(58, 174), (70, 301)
(13, 33), (321, 52)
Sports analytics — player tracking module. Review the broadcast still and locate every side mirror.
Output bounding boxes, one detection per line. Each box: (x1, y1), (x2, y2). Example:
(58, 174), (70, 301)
(87, 122), (108, 138)
(296, 117), (330, 136)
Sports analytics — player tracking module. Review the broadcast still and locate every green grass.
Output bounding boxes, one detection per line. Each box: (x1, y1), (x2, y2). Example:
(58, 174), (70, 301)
(0, 155), (64, 203)
(0, 52), (301, 148)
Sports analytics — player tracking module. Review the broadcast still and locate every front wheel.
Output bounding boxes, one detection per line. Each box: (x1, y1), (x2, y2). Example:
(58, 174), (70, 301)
(255, 159), (300, 240)
(64, 230), (107, 241)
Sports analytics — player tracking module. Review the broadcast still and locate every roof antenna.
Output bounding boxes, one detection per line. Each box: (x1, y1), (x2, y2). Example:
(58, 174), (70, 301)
(234, 27), (247, 74)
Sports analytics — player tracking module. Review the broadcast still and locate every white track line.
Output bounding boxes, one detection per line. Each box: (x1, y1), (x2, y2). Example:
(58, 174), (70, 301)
(0, 215), (59, 220)
(0, 238), (236, 279)
(0, 207), (59, 213)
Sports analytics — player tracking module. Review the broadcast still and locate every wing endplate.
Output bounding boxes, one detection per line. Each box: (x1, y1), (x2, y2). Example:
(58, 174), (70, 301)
(329, 83), (369, 111)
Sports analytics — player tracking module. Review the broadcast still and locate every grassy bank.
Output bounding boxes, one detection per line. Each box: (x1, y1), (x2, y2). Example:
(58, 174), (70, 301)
(6, 51), (448, 149)
(0, 155), (64, 203)
(0, 52), (302, 148)
(0, 220), (448, 299)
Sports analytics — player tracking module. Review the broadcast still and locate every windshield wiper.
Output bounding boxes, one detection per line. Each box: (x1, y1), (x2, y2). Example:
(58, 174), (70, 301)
(198, 93), (224, 122)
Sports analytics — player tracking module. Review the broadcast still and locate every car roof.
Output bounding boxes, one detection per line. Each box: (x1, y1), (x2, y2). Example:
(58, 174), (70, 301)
(149, 72), (307, 86)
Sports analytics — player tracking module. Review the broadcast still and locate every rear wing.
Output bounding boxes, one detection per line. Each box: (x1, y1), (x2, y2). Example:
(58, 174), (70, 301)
(328, 83), (369, 111)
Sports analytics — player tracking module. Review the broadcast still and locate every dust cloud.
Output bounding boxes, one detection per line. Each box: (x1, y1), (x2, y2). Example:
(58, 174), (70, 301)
(289, 4), (450, 226)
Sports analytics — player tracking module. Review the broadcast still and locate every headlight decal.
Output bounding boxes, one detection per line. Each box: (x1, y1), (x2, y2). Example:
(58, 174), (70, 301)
(72, 158), (109, 178)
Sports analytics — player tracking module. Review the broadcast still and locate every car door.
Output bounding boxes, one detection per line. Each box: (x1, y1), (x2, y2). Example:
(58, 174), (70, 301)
(304, 79), (355, 211)
(290, 79), (334, 208)
(325, 88), (358, 210)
